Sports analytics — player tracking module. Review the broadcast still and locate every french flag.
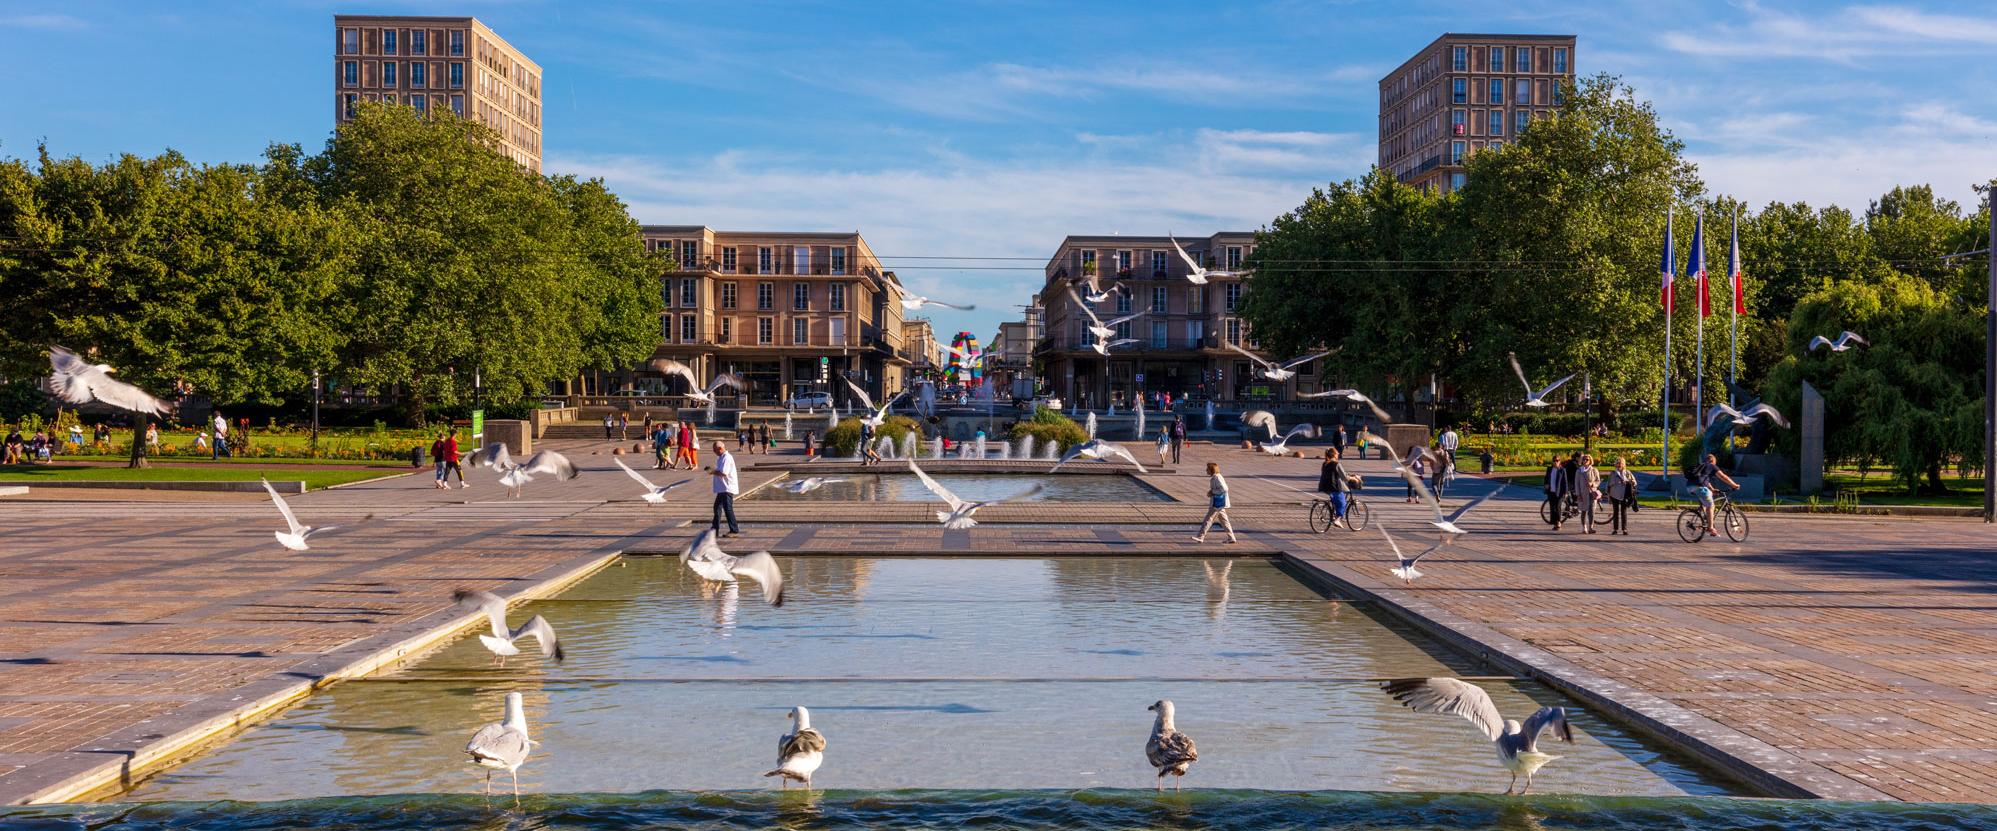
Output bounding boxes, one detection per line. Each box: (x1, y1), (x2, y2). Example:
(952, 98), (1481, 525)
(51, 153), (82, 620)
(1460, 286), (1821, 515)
(1728, 211), (1746, 315)
(1659, 209), (1676, 312)
(1688, 212), (1711, 318)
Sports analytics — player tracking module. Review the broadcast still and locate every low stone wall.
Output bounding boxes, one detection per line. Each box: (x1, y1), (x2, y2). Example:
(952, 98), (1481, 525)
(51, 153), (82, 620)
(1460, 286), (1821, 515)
(529, 407), (579, 439)
(485, 419), (531, 456)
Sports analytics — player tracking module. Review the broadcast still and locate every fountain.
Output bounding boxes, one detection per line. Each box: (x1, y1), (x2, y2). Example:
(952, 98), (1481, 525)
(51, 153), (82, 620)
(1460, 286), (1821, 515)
(1134, 398), (1147, 441)
(1042, 441), (1061, 461)
(1084, 412), (1097, 441)
(996, 441), (1011, 460)
(930, 433), (945, 460)
(784, 411), (794, 440)
(1018, 434), (1036, 460)
(826, 408), (838, 433)
(956, 441), (971, 459)
(899, 432), (916, 459)
(875, 435), (896, 460)
(1107, 402), (1117, 416)
(1204, 399), (1215, 431)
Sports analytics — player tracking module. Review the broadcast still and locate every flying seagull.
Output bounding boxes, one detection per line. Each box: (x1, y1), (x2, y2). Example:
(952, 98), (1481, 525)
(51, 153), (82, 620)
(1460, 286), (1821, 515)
(1300, 388), (1395, 424)
(1227, 342), (1334, 382)
(777, 476), (848, 494)
(1088, 336), (1139, 356)
(1257, 423), (1320, 456)
(1380, 523), (1450, 584)
(1050, 438), (1148, 473)
(1807, 331), (1868, 352)
(1144, 699), (1199, 791)
(1080, 270), (1126, 303)
(261, 478), (335, 551)
(465, 691), (537, 805)
(476, 443), (579, 499)
(614, 458), (687, 504)
(843, 378), (905, 428)
(45, 345), (172, 416)
(765, 706), (827, 790)
(1707, 402), (1791, 429)
(1394, 461), (1500, 536)
(1069, 287), (1147, 340)
(452, 588), (564, 666)
(1381, 677), (1574, 795)
(909, 459), (1041, 529)
(1507, 352), (1577, 408)
(1168, 236), (1240, 285)
(893, 282), (975, 312)
(681, 529), (785, 606)
(652, 359), (745, 407)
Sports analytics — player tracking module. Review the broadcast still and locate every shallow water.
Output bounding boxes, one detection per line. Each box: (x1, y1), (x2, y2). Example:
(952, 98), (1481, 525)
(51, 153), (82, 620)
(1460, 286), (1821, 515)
(118, 558), (1732, 802)
(27, 790), (1997, 830)
(745, 473), (1167, 502)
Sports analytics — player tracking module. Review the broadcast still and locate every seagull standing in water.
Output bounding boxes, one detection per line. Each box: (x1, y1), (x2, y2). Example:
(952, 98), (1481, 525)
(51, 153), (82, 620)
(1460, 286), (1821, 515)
(1807, 331), (1868, 352)
(466, 691), (536, 805)
(681, 529), (786, 606)
(1050, 438), (1148, 473)
(765, 706), (827, 790)
(1144, 699), (1198, 791)
(261, 478), (335, 551)
(452, 589), (564, 666)
(614, 458), (686, 504)
(1226, 342), (1333, 382)
(1168, 236), (1240, 285)
(909, 460), (1041, 529)
(44, 345), (174, 416)
(1507, 352), (1577, 408)
(1381, 678), (1574, 795)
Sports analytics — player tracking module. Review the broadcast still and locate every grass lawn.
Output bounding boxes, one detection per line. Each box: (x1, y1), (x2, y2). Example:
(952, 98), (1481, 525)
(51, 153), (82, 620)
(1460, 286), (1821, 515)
(0, 464), (405, 490)
(54, 453), (408, 468)
(1822, 473), (1986, 508)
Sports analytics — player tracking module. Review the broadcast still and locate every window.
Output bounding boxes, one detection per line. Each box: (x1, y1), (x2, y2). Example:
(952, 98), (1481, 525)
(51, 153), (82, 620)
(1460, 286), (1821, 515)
(450, 95), (464, 117)
(450, 62), (463, 88)
(449, 30), (464, 56)
(829, 317), (846, 345)
(1488, 110), (1504, 136)
(721, 282), (738, 309)
(1451, 78), (1466, 104)
(1188, 319), (1205, 344)
(1488, 78), (1504, 105)
(1516, 110), (1531, 134)
(383, 29), (397, 55)
(381, 62), (396, 88)
(758, 247), (773, 274)
(1450, 172), (1467, 190)
(1489, 140), (1504, 151)
(758, 318), (774, 344)
(1151, 250), (1168, 276)
(1188, 287), (1205, 313)
(722, 247), (737, 273)
(680, 278), (696, 307)
(1451, 109), (1466, 135)
(342, 28), (358, 54)
(411, 95), (426, 114)
(792, 318), (809, 345)
(757, 282), (773, 310)
(829, 282), (847, 311)
(1114, 321), (1131, 341)
(681, 240), (698, 266)
(1151, 285), (1167, 313)
(1079, 249), (1096, 274)
(830, 247), (846, 275)
(1151, 321), (1168, 349)
(1117, 250), (1132, 273)
(410, 62), (426, 88)
(1452, 46), (1466, 71)
(342, 93), (357, 119)
(342, 61), (358, 87)
(1553, 47), (1567, 74)
(411, 29), (426, 55)
(793, 283), (810, 311)
(1488, 46), (1503, 72)
(1552, 83), (1565, 106)
(1517, 47), (1531, 73)
(1224, 284), (1241, 311)
(680, 314), (697, 343)
(1516, 78), (1531, 104)
(720, 317), (732, 343)
(1226, 318), (1243, 345)
(793, 246), (810, 275)
(1226, 246), (1243, 269)
(1114, 290), (1132, 314)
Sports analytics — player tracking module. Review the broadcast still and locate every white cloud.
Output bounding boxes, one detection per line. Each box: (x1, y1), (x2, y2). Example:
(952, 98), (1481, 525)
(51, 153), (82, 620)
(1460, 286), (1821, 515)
(1661, 3), (1997, 61)
(0, 13), (87, 29)
(1690, 104), (1997, 210)
(836, 60), (1379, 121)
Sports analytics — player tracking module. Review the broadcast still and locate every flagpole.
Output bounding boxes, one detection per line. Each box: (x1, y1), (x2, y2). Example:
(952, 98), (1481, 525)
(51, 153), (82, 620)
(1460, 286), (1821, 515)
(1662, 208), (1674, 484)
(1729, 208), (1739, 409)
(1694, 211), (1705, 433)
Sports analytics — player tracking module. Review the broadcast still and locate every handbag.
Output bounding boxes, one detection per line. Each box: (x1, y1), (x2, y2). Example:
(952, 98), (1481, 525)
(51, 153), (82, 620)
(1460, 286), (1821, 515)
(1209, 493), (1227, 509)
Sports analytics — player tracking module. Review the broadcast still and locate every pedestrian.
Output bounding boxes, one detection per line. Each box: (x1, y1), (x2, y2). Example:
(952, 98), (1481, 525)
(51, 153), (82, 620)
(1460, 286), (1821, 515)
(1429, 442), (1452, 499)
(1169, 416), (1186, 464)
(642, 412), (653, 439)
(1542, 456), (1567, 529)
(1479, 446), (1494, 474)
(708, 440), (741, 537)
(759, 423), (773, 454)
(680, 422), (700, 470)
(443, 429), (466, 488)
(4, 427), (23, 465)
(145, 423), (159, 451)
(652, 423), (670, 469)
(804, 431), (816, 458)
(1332, 423), (1348, 456)
(1317, 447), (1359, 529)
(859, 421), (878, 465)
(1403, 445), (1427, 503)
(1192, 462), (1238, 544)
(211, 411), (231, 459)
(618, 411), (629, 441)
(431, 431), (449, 489)
(1605, 456), (1638, 535)
(603, 414), (615, 440)
(93, 422), (109, 443)
(1575, 453), (1602, 535)
(1155, 423), (1171, 467)
(737, 425), (749, 452)
(664, 421), (681, 468)
(1439, 424), (1459, 466)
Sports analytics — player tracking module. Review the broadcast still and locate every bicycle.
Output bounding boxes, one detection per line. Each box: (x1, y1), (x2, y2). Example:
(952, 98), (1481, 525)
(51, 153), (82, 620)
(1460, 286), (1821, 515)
(1309, 493), (1370, 533)
(1538, 491), (1608, 527)
(1677, 490), (1749, 543)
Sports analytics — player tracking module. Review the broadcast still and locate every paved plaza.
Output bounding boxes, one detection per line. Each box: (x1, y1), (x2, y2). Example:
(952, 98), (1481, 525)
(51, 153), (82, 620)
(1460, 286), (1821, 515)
(0, 437), (1993, 804)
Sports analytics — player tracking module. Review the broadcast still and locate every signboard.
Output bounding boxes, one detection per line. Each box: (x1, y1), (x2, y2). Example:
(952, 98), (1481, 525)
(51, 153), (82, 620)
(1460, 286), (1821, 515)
(1134, 373), (1145, 384)
(819, 356), (829, 381)
(470, 409), (484, 453)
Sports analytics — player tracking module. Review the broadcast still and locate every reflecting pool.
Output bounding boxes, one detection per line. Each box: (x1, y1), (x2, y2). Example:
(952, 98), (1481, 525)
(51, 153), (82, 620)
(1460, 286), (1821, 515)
(747, 473), (1168, 502)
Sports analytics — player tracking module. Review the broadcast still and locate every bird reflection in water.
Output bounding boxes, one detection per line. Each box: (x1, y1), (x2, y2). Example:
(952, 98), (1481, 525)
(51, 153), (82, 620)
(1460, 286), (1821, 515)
(1203, 560), (1231, 621)
(695, 580), (740, 632)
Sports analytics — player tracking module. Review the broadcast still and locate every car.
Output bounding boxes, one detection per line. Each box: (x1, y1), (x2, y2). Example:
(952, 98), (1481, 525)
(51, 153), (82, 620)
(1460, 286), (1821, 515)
(787, 391), (833, 410)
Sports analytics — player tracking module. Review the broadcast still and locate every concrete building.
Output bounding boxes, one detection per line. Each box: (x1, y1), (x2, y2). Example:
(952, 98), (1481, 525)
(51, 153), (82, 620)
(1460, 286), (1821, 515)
(640, 227), (912, 405)
(1033, 235), (1328, 408)
(333, 15), (544, 172)
(986, 294), (1044, 399)
(1378, 33), (1575, 194)
(901, 317), (943, 380)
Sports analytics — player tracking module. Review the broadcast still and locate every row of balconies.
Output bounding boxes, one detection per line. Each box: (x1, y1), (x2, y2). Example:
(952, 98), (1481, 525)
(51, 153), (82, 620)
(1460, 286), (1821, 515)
(662, 255), (882, 279)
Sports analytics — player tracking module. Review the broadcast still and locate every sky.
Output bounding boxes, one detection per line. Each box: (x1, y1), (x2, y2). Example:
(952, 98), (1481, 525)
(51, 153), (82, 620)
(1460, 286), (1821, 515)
(3, 0), (1995, 339)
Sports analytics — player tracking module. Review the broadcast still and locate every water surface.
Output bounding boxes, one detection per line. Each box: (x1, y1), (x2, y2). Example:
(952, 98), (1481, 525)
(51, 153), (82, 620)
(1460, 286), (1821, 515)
(747, 473), (1167, 502)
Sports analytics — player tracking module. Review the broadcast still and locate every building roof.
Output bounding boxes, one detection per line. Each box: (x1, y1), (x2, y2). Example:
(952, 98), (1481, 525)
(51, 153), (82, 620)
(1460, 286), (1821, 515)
(1378, 32), (1576, 84)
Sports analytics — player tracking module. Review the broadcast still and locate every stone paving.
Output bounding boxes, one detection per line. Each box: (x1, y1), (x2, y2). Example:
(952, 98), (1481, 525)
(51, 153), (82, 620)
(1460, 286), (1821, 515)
(0, 436), (1993, 804)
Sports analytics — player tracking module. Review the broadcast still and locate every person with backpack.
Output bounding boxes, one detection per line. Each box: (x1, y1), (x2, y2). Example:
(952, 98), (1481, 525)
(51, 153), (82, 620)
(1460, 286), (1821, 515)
(1605, 456), (1638, 535)
(1169, 416), (1186, 464)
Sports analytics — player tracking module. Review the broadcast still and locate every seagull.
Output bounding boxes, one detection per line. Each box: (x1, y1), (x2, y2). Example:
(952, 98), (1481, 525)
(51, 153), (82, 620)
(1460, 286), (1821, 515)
(652, 359), (745, 407)
(1381, 678), (1574, 795)
(843, 378), (905, 428)
(1050, 438), (1148, 473)
(465, 691), (536, 805)
(892, 282), (975, 312)
(1394, 462), (1500, 536)
(1080, 271), (1126, 304)
(1380, 523), (1450, 584)
(909, 460), (1041, 529)
(1257, 423), (1320, 456)
(1300, 388), (1394, 424)
(261, 478), (334, 551)
(1707, 402), (1791, 429)
(1069, 287), (1147, 341)
(613, 458), (686, 504)
(1807, 331), (1868, 352)
(1227, 343), (1334, 382)
(764, 706), (827, 790)
(777, 476), (848, 494)
(1088, 336), (1139, 356)
(451, 589), (564, 666)
(1507, 352), (1577, 408)
(680, 529), (785, 606)
(1144, 699), (1198, 791)
(476, 443), (579, 499)
(1168, 236), (1239, 285)
(45, 345), (173, 416)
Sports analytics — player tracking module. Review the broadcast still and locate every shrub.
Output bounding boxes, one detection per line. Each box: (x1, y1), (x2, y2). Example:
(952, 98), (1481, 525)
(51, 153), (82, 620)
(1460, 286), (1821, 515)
(1010, 407), (1087, 453)
(824, 415), (922, 457)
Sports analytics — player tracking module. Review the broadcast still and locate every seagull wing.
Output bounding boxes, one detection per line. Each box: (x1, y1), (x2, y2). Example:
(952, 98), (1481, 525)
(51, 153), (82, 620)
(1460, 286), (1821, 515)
(85, 376), (172, 416)
(652, 359), (701, 390)
(992, 482), (1045, 505)
(1507, 351), (1534, 396)
(1225, 341), (1275, 371)
(260, 478), (307, 535)
(907, 460), (964, 510)
(706, 372), (745, 396)
(1381, 677), (1505, 742)
(478, 442), (513, 470)
(1281, 423), (1319, 443)
(45, 346), (101, 405)
(466, 722), (531, 766)
(1396, 464), (1446, 523)
(1707, 403), (1745, 423)
(924, 299), (975, 310)
(1441, 485), (1501, 526)
(523, 450), (578, 480)
(1048, 444), (1087, 473)
(1280, 350), (1335, 370)
(452, 588), (511, 639)
(1838, 331), (1868, 348)
(615, 457), (662, 492)
(1519, 706), (1575, 751)
(1067, 287), (1104, 326)
(1408, 536), (1452, 569)
(842, 378), (876, 412)
(1742, 403), (1791, 428)
(510, 614), (565, 662)
(1240, 409), (1278, 440)
(1378, 524), (1406, 562)
(1104, 443), (1149, 473)
(1533, 372), (1578, 400)
(1806, 335), (1832, 352)
(1168, 236), (1201, 271)
(729, 551), (786, 606)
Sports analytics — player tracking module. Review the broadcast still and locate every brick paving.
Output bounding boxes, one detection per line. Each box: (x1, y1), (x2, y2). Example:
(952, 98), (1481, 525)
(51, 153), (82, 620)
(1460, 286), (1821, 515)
(0, 436), (1993, 804)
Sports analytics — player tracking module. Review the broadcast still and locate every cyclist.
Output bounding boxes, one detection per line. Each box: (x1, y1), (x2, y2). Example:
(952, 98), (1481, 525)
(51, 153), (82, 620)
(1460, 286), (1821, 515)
(1686, 452), (1740, 537)
(1317, 447), (1359, 529)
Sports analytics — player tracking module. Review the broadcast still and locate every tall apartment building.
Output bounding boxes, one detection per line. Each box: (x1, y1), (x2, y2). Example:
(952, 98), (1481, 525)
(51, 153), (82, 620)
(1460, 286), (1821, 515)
(333, 15), (544, 172)
(1033, 235), (1325, 408)
(641, 227), (912, 404)
(1378, 33), (1575, 194)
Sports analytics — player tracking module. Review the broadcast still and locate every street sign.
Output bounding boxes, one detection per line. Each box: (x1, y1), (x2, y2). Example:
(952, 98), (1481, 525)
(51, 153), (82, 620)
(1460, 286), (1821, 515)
(1135, 373), (1145, 384)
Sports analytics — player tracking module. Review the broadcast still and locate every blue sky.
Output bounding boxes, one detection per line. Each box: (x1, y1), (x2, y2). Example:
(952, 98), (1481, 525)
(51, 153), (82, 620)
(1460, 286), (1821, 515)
(3, 0), (1995, 338)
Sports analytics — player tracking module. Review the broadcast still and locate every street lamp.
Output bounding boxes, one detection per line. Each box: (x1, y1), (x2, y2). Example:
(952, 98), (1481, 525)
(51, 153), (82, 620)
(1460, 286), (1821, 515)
(310, 368), (321, 453)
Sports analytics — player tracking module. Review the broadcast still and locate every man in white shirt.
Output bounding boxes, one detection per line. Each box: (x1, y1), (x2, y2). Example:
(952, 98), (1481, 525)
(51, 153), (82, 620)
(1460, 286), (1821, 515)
(708, 440), (741, 536)
(1439, 426), (1459, 466)
(211, 412), (231, 459)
